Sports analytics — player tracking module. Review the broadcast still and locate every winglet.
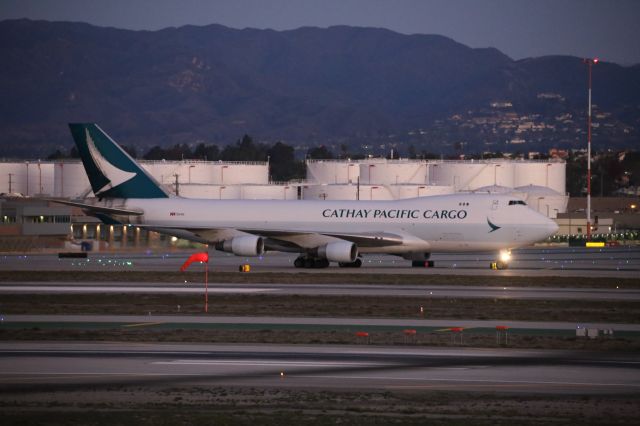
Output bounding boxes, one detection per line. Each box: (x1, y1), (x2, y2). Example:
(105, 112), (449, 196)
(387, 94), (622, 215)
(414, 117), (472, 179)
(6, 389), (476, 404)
(68, 123), (169, 199)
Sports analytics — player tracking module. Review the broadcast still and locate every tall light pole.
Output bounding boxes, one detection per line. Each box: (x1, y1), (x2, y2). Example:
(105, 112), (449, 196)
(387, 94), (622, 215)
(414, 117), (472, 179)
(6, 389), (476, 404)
(37, 161), (42, 194)
(584, 57), (598, 241)
(25, 162), (29, 196)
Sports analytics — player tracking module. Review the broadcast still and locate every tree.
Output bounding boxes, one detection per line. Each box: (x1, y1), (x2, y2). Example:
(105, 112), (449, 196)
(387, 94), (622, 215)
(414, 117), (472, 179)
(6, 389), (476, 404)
(407, 145), (417, 159)
(143, 146), (166, 160)
(143, 144), (192, 160)
(307, 145), (334, 160)
(46, 149), (66, 160)
(121, 145), (137, 159)
(221, 135), (268, 161)
(193, 143), (220, 161)
(268, 142), (304, 181)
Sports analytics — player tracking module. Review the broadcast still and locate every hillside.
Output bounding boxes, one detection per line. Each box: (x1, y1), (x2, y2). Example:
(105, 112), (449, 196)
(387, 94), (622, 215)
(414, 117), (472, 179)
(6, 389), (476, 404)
(0, 19), (638, 157)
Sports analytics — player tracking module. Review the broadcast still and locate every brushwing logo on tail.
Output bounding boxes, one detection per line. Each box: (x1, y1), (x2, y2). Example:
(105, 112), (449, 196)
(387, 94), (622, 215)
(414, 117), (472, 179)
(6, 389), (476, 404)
(86, 129), (136, 195)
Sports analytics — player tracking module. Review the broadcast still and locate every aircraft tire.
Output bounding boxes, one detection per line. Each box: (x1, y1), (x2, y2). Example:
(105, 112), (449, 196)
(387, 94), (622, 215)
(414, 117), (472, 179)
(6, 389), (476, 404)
(314, 258), (330, 268)
(338, 258), (362, 268)
(294, 257), (305, 268)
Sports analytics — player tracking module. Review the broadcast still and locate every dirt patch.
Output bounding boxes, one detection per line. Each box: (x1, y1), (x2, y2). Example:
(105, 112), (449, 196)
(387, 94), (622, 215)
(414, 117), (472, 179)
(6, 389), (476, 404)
(1, 387), (638, 425)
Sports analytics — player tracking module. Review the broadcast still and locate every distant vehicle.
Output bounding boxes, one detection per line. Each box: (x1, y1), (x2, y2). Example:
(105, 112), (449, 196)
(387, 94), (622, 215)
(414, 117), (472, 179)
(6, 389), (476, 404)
(56, 123), (558, 268)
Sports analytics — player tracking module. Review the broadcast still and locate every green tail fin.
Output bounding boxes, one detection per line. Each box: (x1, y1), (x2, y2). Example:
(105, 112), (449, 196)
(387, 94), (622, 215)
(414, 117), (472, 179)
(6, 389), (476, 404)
(68, 123), (169, 199)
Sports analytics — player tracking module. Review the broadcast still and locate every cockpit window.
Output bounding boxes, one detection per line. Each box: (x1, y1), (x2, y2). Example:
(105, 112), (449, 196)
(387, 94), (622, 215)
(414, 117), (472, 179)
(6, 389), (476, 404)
(508, 200), (527, 206)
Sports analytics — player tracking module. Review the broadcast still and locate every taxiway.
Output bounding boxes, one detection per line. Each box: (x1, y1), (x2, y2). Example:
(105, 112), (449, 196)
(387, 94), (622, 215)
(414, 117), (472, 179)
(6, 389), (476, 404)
(1, 246), (639, 277)
(1, 342), (638, 395)
(1, 281), (637, 300)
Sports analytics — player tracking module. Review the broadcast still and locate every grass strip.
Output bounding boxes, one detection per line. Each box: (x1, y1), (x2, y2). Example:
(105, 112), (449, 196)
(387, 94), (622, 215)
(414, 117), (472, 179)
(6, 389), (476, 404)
(1, 293), (638, 323)
(1, 270), (639, 288)
(2, 389), (639, 426)
(1, 327), (639, 352)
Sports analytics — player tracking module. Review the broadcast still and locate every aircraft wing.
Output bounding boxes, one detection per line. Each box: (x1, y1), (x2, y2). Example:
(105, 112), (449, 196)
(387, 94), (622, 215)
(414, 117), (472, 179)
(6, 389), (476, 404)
(136, 225), (405, 249)
(244, 229), (405, 248)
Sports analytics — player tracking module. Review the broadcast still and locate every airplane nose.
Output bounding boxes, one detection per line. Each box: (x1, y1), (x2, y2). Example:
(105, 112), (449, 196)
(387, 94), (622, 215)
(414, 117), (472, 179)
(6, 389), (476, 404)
(546, 218), (559, 235)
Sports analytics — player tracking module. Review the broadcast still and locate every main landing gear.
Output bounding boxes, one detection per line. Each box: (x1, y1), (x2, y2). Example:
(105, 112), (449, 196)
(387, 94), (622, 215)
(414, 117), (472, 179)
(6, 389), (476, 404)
(294, 256), (330, 269)
(411, 260), (435, 268)
(338, 258), (362, 268)
(293, 256), (363, 268)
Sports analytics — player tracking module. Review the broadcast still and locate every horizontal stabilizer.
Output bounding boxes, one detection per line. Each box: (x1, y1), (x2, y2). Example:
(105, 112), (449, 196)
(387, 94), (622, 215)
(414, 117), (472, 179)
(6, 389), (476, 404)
(47, 199), (144, 216)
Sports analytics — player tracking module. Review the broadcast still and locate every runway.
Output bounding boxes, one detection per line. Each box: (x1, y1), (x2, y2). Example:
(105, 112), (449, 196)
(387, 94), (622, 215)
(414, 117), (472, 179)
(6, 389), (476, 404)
(5, 314), (640, 332)
(1, 246), (639, 277)
(0, 342), (638, 394)
(1, 281), (638, 300)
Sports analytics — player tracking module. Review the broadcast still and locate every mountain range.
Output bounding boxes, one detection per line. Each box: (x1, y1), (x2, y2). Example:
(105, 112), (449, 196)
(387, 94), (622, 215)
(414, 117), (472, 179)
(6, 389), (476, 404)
(1, 19), (639, 157)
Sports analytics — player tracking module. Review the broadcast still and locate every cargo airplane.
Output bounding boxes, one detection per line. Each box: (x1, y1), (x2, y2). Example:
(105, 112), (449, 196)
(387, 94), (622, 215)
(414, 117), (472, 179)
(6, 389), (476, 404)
(57, 123), (558, 268)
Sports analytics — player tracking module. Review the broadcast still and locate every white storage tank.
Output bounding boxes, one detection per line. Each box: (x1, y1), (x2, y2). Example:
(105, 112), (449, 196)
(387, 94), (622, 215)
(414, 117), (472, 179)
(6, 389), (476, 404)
(302, 184), (394, 200)
(0, 162), (28, 195)
(178, 184), (221, 199)
(141, 161), (182, 186)
(390, 184), (455, 199)
(26, 162), (55, 196)
(515, 185), (569, 218)
(211, 162), (268, 184)
(473, 185), (517, 194)
(140, 161), (214, 185)
(359, 160), (428, 185)
(240, 184), (297, 200)
(178, 185), (243, 199)
(141, 161), (268, 185)
(306, 160), (360, 184)
(302, 184), (360, 200)
(429, 161), (515, 190)
(53, 162), (92, 198)
(0, 161), (57, 195)
(359, 184), (394, 200)
(514, 162), (566, 195)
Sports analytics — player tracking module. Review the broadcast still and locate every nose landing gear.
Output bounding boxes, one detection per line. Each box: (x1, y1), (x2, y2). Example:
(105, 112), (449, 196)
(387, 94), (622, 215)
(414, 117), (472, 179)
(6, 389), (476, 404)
(490, 250), (511, 270)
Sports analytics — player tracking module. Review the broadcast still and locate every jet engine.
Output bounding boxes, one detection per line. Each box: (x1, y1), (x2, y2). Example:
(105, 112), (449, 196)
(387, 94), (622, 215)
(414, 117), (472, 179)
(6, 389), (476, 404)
(317, 241), (357, 263)
(218, 235), (265, 256)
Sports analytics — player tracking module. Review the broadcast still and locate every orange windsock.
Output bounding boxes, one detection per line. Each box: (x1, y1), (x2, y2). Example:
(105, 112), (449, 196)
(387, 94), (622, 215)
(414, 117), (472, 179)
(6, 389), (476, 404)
(180, 252), (209, 272)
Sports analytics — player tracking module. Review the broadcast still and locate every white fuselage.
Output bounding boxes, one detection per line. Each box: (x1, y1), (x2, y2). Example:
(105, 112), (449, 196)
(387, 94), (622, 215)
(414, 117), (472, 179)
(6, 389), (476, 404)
(119, 193), (558, 255)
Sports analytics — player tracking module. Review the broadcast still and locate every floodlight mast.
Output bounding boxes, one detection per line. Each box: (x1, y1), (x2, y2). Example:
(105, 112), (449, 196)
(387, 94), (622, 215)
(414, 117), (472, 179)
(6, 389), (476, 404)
(584, 57), (598, 241)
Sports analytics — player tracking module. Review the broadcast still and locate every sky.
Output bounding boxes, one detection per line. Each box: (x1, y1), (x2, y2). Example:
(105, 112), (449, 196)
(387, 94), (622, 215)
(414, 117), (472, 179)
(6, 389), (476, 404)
(1, 0), (639, 65)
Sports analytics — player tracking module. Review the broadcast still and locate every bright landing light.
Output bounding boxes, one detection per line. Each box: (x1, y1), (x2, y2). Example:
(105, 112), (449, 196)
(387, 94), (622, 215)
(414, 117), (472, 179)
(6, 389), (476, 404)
(499, 250), (512, 263)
